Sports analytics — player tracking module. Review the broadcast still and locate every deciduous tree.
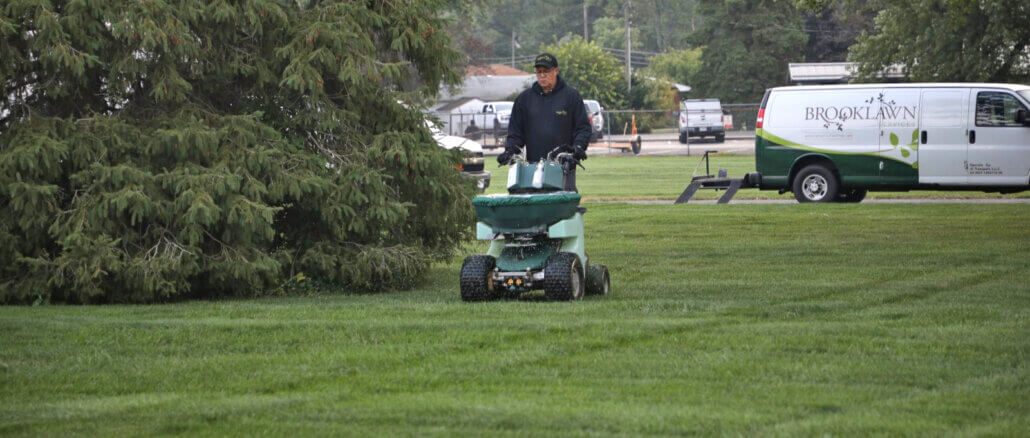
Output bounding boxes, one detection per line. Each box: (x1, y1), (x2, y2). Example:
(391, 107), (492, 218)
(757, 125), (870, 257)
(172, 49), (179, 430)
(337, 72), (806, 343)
(846, 0), (1030, 82)
(689, 0), (808, 103)
(540, 36), (626, 109)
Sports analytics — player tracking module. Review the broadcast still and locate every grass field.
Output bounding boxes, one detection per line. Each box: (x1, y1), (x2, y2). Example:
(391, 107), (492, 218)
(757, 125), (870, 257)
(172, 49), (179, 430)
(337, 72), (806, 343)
(2, 203), (1028, 436)
(482, 155), (1030, 201)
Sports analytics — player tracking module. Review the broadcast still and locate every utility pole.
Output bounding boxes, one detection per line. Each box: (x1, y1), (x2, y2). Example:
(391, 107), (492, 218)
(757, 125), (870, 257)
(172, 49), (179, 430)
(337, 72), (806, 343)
(511, 29), (516, 68)
(583, 1), (589, 42)
(625, 0), (632, 92)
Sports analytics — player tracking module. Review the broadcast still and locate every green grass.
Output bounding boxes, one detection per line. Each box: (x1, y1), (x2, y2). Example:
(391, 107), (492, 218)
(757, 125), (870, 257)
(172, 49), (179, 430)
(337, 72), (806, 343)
(483, 155), (1030, 201)
(2, 203), (1028, 436)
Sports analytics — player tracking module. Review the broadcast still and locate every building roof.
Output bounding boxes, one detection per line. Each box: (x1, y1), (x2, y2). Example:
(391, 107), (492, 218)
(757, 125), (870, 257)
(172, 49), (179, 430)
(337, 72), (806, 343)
(433, 97), (484, 113)
(788, 62), (907, 84)
(465, 64), (531, 76)
(439, 75), (535, 102)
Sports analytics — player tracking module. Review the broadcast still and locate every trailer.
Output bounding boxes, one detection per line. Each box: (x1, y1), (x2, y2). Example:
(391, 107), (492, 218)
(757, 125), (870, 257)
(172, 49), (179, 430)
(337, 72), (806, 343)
(675, 151), (761, 204)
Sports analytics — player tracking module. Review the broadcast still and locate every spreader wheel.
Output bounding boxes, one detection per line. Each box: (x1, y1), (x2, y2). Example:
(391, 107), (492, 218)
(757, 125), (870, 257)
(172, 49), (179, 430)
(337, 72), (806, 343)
(460, 255), (497, 302)
(585, 264), (611, 296)
(544, 252), (584, 301)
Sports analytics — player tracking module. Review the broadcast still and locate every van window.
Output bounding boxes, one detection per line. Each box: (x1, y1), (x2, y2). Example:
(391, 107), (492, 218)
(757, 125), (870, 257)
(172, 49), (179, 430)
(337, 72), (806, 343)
(975, 92), (1027, 127)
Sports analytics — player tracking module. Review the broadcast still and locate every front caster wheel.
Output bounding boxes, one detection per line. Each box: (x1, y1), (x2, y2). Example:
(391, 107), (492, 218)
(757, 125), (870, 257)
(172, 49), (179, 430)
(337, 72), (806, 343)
(835, 188), (867, 203)
(585, 264), (611, 296)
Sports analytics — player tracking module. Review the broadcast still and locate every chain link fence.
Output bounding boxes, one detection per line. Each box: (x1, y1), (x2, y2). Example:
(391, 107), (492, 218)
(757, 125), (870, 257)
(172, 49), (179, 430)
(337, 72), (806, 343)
(431, 103), (761, 148)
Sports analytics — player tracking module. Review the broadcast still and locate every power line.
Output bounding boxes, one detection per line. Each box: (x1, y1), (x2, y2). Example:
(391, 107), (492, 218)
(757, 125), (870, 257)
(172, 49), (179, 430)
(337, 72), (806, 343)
(602, 46), (660, 56)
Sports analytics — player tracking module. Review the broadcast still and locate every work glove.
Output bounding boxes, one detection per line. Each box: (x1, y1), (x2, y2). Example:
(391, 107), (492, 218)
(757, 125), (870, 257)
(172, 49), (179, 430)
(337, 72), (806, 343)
(572, 145), (588, 161)
(497, 151), (513, 165)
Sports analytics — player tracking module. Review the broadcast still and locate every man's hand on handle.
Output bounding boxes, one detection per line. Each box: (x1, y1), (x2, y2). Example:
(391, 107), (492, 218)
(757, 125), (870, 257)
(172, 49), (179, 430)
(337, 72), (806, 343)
(572, 145), (587, 161)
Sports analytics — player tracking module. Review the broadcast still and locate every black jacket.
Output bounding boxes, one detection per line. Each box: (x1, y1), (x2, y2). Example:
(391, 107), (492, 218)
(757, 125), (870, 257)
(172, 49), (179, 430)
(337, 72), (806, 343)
(504, 76), (592, 162)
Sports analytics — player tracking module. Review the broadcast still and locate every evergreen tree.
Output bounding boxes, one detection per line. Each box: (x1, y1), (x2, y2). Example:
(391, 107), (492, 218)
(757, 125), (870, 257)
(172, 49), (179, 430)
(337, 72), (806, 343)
(0, 0), (475, 303)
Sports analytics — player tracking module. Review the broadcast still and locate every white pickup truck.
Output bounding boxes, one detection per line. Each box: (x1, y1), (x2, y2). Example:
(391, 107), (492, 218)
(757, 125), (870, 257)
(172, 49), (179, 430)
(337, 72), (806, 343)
(464, 101), (513, 137)
(679, 99), (726, 143)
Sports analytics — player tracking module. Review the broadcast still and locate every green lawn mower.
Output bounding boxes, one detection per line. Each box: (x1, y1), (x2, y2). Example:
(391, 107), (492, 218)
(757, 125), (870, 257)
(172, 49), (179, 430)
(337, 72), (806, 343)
(460, 148), (610, 301)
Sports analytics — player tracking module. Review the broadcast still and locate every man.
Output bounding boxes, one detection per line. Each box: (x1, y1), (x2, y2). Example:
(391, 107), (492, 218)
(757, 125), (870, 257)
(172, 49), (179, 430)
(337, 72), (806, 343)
(498, 53), (592, 191)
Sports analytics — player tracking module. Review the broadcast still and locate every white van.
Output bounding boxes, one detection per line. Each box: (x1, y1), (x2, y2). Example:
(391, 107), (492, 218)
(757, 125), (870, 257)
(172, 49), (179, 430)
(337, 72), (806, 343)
(755, 83), (1030, 202)
(679, 99), (725, 143)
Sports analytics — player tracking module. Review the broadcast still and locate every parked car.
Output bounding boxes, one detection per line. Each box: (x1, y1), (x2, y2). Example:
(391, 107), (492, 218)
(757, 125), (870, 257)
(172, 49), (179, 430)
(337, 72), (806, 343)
(679, 99), (725, 143)
(583, 99), (605, 141)
(754, 83), (1030, 202)
(465, 101), (513, 136)
(430, 121), (490, 191)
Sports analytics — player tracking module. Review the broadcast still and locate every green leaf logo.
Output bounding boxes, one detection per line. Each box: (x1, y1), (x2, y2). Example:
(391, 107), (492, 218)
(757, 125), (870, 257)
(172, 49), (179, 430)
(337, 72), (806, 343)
(912, 161), (918, 169)
(900, 147), (910, 158)
(911, 129), (918, 143)
(890, 133), (899, 147)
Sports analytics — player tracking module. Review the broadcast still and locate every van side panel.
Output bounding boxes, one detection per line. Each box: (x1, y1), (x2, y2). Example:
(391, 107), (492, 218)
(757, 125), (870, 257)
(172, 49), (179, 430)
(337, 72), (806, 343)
(917, 89), (969, 185)
(757, 88), (917, 188)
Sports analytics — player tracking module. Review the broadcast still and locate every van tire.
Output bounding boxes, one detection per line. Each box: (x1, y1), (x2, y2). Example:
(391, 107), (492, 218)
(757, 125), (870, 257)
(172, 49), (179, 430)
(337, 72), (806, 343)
(835, 188), (867, 203)
(792, 165), (839, 203)
(679, 132), (688, 144)
(715, 133), (725, 142)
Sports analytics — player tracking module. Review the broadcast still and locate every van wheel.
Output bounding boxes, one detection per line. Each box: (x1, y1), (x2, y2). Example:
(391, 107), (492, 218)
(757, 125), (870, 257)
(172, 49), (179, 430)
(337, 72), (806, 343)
(715, 133), (725, 142)
(793, 164), (839, 203)
(835, 188), (867, 203)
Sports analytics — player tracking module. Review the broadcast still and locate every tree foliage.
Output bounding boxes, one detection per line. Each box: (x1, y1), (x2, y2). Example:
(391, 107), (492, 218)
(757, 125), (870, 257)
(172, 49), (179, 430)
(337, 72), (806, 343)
(590, 17), (642, 52)
(467, 0), (702, 63)
(539, 36), (626, 109)
(796, 0), (877, 62)
(643, 48), (703, 86)
(0, 0), (475, 303)
(689, 0), (808, 103)
(846, 0), (1030, 82)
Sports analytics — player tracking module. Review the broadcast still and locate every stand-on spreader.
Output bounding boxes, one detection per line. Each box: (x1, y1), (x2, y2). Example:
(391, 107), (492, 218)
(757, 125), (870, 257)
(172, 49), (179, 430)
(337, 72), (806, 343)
(460, 148), (610, 301)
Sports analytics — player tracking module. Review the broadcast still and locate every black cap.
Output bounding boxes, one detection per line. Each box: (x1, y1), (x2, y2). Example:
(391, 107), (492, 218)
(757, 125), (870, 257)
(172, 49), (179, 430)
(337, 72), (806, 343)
(534, 53), (558, 69)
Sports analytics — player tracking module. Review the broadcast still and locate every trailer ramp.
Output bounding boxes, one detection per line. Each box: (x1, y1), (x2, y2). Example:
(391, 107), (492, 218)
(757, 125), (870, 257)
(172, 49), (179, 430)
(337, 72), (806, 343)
(675, 151), (760, 204)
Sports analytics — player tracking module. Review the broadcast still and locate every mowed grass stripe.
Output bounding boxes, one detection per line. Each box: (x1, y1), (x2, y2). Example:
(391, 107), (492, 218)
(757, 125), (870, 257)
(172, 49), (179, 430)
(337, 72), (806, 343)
(483, 155), (1030, 201)
(1, 203), (1027, 436)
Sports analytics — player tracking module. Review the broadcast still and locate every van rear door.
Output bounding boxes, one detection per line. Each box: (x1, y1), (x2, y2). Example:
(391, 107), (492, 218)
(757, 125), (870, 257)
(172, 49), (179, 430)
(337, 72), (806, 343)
(918, 89), (969, 185)
(967, 89), (1030, 186)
